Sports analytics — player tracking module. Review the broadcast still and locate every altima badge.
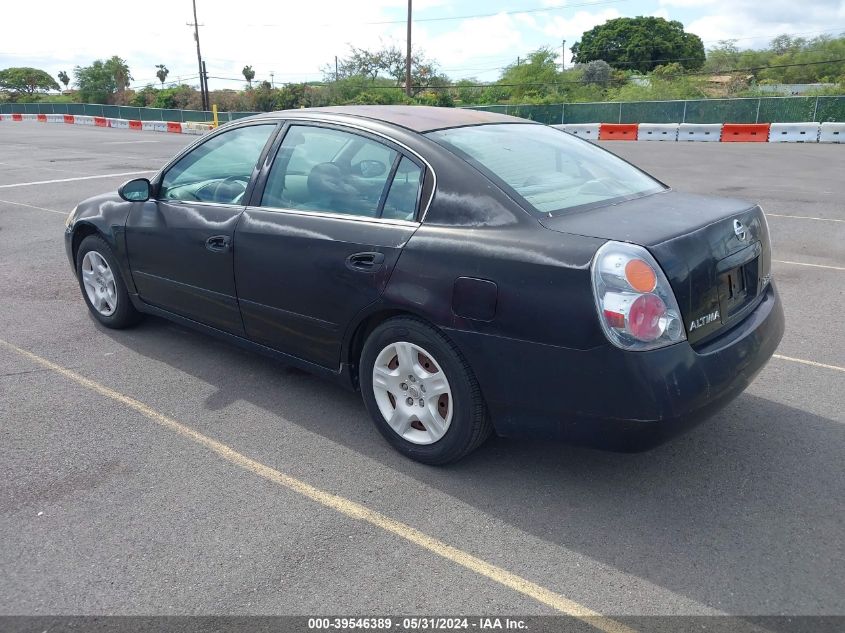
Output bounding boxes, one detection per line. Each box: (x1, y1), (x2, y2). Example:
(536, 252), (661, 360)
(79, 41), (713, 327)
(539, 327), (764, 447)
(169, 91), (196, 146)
(689, 310), (720, 331)
(733, 219), (748, 241)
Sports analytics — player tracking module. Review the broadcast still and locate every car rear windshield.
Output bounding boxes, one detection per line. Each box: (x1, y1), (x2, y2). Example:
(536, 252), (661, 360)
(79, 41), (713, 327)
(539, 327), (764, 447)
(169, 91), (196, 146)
(427, 123), (664, 215)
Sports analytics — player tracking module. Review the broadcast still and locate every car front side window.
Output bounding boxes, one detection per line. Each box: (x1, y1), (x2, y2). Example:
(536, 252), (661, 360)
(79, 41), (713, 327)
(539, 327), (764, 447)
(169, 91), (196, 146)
(260, 125), (401, 218)
(159, 124), (275, 205)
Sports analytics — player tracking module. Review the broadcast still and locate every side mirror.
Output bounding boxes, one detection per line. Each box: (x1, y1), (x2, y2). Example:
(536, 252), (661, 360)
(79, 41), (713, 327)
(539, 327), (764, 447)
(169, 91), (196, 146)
(118, 178), (151, 202)
(354, 159), (387, 178)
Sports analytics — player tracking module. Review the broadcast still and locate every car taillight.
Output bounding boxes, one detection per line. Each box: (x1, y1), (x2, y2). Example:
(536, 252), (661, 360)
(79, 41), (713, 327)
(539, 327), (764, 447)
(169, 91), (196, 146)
(591, 241), (685, 351)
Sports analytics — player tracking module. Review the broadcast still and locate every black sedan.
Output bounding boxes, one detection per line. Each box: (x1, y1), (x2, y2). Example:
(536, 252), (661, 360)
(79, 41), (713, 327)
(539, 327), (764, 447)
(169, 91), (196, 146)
(65, 105), (784, 464)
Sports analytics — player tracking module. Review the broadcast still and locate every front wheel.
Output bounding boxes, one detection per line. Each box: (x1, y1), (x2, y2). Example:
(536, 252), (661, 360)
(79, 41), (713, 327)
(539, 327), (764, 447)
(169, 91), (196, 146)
(75, 234), (141, 329)
(360, 317), (491, 464)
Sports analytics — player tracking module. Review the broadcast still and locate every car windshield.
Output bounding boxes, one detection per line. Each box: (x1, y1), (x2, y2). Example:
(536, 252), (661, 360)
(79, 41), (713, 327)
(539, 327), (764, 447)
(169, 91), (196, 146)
(427, 123), (665, 215)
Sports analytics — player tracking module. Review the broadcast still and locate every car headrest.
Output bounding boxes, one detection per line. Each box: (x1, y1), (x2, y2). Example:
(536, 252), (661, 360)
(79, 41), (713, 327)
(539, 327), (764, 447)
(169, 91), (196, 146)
(307, 162), (357, 199)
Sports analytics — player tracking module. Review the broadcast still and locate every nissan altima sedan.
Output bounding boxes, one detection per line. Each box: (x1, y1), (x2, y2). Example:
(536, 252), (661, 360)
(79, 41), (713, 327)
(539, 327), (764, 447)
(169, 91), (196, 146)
(65, 105), (784, 464)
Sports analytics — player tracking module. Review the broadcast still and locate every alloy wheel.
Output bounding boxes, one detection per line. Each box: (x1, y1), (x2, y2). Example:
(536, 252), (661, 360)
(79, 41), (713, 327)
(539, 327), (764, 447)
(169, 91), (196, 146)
(371, 341), (453, 445)
(81, 251), (117, 316)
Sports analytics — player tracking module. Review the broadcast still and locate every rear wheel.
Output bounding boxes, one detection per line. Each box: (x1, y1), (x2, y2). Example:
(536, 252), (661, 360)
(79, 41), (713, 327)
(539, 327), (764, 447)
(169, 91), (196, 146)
(75, 235), (141, 329)
(360, 317), (491, 464)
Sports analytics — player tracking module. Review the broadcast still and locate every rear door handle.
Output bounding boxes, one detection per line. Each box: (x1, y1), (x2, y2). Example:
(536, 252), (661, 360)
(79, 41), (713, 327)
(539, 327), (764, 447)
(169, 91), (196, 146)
(346, 251), (385, 273)
(205, 235), (231, 253)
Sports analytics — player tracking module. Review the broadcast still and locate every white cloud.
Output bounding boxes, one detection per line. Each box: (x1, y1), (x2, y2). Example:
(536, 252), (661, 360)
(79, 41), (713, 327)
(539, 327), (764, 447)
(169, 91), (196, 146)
(541, 9), (623, 65)
(685, 0), (845, 47)
(415, 14), (525, 69)
(658, 0), (717, 7)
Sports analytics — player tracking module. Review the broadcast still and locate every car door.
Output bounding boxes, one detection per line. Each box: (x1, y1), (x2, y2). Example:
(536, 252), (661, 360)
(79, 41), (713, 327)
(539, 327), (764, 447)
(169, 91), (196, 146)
(125, 123), (278, 335)
(235, 123), (426, 369)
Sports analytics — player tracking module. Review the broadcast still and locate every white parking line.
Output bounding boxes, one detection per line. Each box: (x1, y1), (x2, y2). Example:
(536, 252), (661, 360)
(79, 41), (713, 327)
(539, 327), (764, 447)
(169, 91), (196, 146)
(767, 213), (844, 223)
(102, 140), (160, 145)
(773, 260), (845, 271)
(0, 171), (154, 189)
(774, 354), (845, 373)
(0, 199), (66, 215)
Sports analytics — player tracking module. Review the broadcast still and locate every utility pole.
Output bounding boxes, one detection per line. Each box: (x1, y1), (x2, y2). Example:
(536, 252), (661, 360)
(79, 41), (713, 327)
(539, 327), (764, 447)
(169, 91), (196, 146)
(270, 72), (275, 88)
(517, 56), (520, 66)
(561, 40), (566, 72)
(202, 60), (209, 108)
(335, 56), (338, 82)
(189, 0), (208, 111)
(405, 0), (412, 97)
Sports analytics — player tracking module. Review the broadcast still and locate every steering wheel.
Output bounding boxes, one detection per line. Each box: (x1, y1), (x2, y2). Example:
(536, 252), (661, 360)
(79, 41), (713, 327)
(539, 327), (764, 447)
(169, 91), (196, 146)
(195, 176), (249, 203)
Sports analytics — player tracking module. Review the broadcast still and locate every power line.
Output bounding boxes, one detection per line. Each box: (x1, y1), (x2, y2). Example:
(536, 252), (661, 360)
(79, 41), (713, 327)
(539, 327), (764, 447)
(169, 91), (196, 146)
(244, 0), (629, 28)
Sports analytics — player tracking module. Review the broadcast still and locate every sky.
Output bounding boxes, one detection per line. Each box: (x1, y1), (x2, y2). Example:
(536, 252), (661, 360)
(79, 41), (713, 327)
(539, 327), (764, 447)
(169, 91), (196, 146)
(1, 0), (844, 90)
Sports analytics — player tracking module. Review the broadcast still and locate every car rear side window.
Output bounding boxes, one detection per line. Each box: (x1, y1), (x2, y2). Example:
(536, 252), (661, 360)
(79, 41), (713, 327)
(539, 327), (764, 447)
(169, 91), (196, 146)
(428, 123), (663, 215)
(261, 125), (401, 218)
(382, 157), (423, 221)
(159, 124), (275, 204)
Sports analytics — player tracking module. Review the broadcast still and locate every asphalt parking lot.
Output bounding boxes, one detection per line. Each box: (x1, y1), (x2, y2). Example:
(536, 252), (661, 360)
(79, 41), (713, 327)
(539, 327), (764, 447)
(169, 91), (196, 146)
(0, 123), (842, 624)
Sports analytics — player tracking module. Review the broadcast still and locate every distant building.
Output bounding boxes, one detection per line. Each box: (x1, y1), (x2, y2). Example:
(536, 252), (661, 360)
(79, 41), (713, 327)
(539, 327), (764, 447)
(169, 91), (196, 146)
(756, 84), (836, 95)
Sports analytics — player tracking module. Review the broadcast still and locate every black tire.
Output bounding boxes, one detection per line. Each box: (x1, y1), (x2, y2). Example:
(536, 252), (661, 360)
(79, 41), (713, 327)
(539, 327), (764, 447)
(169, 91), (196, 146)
(359, 317), (492, 465)
(75, 234), (141, 329)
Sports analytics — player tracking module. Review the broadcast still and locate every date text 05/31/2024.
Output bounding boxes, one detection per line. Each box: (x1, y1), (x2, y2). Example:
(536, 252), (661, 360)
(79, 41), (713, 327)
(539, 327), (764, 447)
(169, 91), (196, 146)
(307, 617), (528, 630)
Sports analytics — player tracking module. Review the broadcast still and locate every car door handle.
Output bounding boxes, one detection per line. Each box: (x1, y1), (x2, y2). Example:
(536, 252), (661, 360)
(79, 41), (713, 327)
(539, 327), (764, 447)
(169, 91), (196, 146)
(205, 235), (231, 253)
(346, 251), (385, 273)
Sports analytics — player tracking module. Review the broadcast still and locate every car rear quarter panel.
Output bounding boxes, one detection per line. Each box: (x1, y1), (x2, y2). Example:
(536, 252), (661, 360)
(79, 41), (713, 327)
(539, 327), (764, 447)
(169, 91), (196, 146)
(384, 133), (607, 351)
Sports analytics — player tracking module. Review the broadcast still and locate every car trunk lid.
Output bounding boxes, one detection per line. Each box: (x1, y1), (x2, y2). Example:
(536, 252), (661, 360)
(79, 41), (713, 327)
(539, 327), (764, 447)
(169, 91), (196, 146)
(539, 191), (772, 345)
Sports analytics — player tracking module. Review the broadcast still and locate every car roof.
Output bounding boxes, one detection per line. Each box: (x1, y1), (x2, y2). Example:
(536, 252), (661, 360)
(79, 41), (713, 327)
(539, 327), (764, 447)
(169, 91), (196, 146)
(251, 105), (535, 133)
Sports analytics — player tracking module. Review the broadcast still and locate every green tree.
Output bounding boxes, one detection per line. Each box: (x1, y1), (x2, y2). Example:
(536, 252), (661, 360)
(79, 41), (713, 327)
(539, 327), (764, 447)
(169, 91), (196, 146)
(582, 60), (612, 85)
(573, 17), (705, 72)
(57, 70), (70, 91)
(703, 40), (740, 73)
(155, 64), (169, 88)
(242, 65), (255, 88)
(0, 67), (60, 96)
(324, 45), (444, 95)
(496, 47), (561, 101)
(73, 57), (132, 104)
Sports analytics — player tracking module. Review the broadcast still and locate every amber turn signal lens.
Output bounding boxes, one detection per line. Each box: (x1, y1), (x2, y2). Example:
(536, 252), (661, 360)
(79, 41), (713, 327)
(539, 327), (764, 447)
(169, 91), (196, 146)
(624, 258), (657, 292)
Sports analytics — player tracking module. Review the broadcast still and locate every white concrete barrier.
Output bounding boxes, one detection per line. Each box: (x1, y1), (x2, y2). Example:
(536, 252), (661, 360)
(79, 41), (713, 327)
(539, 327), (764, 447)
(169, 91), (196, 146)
(0, 113), (212, 136)
(769, 122), (820, 143)
(637, 123), (679, 141)
(556, 123), (600, 140)
(141, 120), (167, 132)
(182, 121), (213, 135)
(678, 123), (722, 141)
(819, 122), (845, 143)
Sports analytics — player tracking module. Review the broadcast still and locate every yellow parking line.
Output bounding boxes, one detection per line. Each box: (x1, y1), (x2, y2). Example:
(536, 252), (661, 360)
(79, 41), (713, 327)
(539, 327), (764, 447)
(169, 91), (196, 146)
(773, 354), (845, 373)
(0, 337), (634, 633)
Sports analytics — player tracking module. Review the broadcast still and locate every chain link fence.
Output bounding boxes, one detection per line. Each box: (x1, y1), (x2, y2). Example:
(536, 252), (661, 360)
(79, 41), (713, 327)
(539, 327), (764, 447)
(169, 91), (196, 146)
(3, 96), (844, 125)
(468, 96), (845, 125)
(0, 102), (256, 122)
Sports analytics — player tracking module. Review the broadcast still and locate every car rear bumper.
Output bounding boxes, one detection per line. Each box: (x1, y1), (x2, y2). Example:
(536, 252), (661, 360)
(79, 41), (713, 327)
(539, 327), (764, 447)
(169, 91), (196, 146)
(445, 282), (784, 451)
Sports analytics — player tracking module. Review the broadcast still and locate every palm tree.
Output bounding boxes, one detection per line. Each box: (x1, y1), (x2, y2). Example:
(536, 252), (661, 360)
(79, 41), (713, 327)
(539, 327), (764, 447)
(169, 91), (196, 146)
(242, 65), (255, 88)
(155, 64), (169, 88)
(57, 71), (70, 92)
(105, 56), (132, 95)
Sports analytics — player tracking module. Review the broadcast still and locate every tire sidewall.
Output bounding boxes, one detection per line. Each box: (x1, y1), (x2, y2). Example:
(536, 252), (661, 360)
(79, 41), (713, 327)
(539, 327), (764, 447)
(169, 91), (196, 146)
(360, 318), (476, 464)
(75, 235), (136, 328)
